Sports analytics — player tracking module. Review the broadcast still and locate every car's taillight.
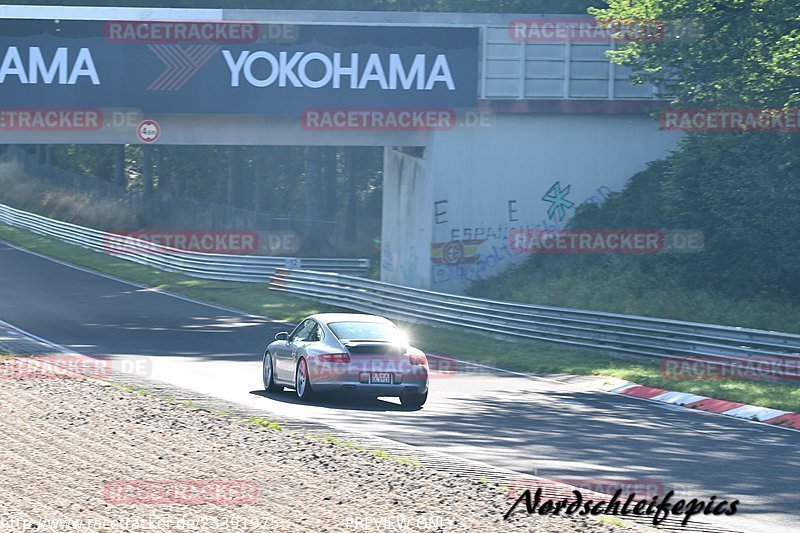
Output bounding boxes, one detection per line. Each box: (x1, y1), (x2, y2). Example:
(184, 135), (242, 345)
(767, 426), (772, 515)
(318, 353), (351, 363)
(409, 354), (428, 368)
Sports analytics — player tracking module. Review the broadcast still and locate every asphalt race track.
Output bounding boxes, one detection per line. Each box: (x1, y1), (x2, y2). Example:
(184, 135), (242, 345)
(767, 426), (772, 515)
(1, 240), (798, 533)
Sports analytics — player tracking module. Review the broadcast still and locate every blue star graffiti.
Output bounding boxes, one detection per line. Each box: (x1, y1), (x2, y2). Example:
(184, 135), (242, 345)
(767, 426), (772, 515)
(542, 181), (575, 222)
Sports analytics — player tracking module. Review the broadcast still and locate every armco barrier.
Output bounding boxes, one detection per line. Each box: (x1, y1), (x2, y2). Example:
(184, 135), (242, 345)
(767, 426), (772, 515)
(0, 203), (369, 281)
(269, 269), (800, 372)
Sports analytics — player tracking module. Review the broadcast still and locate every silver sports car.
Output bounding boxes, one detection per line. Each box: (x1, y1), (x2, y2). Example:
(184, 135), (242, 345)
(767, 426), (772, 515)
(262, 313), (429, 408)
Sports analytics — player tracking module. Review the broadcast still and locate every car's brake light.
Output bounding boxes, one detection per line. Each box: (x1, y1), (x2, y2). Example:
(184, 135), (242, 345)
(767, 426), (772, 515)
(318, 353), (351, 363)
(409, 354), (428, 368)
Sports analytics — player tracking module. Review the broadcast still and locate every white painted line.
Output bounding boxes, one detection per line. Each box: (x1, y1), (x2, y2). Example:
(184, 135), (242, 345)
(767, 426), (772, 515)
(595, 378), (635, 391)
(0, 318), (83, 356)
(607, 382), (637, 393)
(0, 238), (289, 323)
(651, 391), (708, 406)
(723, 405), (789, 422)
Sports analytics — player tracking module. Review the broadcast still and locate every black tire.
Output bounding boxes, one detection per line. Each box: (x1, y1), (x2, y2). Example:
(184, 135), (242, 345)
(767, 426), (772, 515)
(295, 358), (314, 401)
(262, 351), (280, 392)
(400, 390), (428, 410)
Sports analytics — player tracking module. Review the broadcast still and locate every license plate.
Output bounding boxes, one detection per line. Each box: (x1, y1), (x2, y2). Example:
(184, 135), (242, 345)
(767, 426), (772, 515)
(370, 372), (392, 384)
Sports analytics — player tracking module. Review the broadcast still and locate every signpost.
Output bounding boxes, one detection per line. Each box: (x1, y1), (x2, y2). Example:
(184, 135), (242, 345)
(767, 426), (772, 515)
(136, 119), (160, 143)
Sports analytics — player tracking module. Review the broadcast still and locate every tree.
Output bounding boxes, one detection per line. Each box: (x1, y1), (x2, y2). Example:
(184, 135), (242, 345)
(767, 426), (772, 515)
(591, 0), (799, 107)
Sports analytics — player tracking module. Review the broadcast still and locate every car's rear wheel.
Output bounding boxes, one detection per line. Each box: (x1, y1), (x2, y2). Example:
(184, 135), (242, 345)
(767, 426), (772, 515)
(262, 351), (280, 392)
(295, 358), (314, 401)
(400, 390), (427, 410)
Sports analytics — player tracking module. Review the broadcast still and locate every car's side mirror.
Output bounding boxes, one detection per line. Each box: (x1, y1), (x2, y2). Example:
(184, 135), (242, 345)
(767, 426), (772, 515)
(275, 332), (289, 341)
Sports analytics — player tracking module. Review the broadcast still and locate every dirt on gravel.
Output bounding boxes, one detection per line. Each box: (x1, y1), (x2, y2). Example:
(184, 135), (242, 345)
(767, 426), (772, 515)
(0, 357), (627, 532)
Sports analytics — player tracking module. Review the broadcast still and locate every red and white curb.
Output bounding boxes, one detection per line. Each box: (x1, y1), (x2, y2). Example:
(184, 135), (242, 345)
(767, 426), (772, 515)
(605, 381), (800, 430)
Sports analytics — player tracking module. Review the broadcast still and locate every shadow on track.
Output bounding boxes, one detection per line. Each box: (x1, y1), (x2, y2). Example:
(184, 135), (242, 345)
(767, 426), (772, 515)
(249, 389), (411, 412)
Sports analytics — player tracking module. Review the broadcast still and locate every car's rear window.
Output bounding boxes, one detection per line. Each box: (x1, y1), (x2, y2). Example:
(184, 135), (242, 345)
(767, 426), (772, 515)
(328, 321), (400, 343)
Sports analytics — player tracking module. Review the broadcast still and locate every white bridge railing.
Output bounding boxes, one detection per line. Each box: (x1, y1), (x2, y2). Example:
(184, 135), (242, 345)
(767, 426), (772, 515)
(0, 203), (370, 281)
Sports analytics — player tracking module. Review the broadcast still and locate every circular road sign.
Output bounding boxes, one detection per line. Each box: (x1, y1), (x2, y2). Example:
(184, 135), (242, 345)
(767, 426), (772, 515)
(137, 119), (161, 143)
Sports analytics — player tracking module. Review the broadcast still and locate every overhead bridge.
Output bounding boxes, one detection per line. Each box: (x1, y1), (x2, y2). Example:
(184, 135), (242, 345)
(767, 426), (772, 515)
(0, 6), (682, 291)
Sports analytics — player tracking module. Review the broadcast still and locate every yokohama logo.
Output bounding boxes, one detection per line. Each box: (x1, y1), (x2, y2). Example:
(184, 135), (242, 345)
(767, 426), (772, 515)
(147, 44), (220, 91)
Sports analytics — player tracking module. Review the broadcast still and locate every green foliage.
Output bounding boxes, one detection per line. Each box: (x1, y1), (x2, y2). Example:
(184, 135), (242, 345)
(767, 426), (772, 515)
(592, 0), (799, 107)
(247, 416), (283, 431)
(0, 160), (139, 229)
(47, 145), (116, 180)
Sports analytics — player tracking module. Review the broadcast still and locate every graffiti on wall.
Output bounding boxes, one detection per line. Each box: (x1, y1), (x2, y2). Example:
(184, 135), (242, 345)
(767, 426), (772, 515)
(542, 181), (575, 222)
(429, 182), (616, 285)
(382, 242), (395, 273)
(431, 240), (484, 266)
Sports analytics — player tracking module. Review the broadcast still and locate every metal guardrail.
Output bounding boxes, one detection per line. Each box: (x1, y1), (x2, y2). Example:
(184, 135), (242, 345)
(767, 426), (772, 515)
(0, 203), (370, 281)
(269, 269), (800, 373)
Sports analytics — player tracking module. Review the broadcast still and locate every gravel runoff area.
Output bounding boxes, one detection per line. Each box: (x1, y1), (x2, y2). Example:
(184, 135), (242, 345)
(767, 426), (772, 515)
(0, 357), (629, 533)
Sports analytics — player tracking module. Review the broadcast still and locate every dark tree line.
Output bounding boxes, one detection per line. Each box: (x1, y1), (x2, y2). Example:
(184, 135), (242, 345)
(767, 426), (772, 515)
(29, 144), (384, 255)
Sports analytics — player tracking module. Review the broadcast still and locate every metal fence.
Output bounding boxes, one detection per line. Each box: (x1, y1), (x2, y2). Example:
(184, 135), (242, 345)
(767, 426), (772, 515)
(0, 203), (369, 280)
(269, 269), (800, 373)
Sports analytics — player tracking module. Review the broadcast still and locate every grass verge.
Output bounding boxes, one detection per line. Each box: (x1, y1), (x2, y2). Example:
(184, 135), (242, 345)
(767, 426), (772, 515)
(320, 434), (420, 467)
(247, 416), (283, 431)
(2, 223), (799, 413)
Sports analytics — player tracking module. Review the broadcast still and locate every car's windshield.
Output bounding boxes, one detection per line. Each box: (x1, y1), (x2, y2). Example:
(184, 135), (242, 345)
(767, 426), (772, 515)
(328, 322), (402, 343)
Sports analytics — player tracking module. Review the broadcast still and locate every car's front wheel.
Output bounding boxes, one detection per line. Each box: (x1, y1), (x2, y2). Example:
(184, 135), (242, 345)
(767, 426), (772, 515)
(400, 390), (427, 410)
(262, 351), (280, 392)
(295, 358), (314, 401)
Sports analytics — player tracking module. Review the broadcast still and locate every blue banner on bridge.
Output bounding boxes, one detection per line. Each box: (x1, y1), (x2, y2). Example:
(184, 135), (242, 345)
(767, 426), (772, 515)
(0, 20), (479, 116)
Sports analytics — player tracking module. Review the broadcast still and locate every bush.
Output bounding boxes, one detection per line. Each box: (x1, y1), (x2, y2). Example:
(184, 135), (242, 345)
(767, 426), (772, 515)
(0, 161), (138, 230)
